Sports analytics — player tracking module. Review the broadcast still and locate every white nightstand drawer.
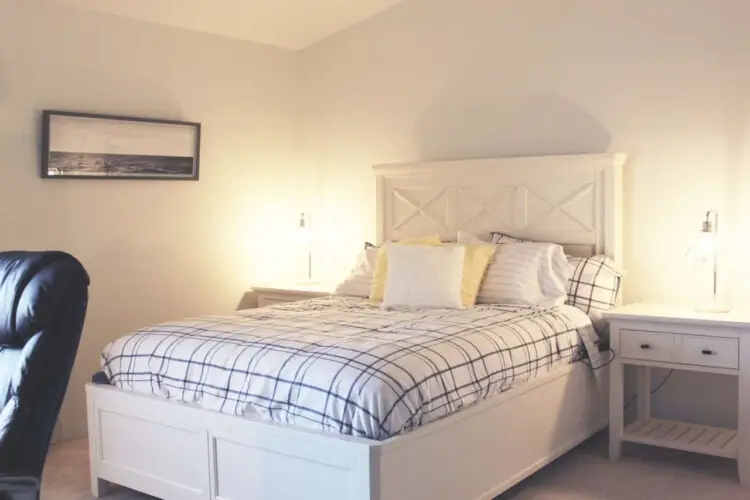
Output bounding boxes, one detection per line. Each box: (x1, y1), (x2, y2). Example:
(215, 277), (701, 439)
(679, 335), (738, 370)
(620, 330), (675, 362)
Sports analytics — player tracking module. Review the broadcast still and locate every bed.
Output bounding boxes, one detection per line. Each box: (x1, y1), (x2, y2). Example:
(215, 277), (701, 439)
(100, 297), (601, 441)
(86, 152), (626, 500)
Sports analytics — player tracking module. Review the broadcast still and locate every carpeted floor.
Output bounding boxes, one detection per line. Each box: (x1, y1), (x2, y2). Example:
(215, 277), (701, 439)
(42, 432), (747, 499)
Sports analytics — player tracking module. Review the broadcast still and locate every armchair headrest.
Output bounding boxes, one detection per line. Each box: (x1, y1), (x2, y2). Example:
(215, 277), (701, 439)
(0, 251), (90, 347)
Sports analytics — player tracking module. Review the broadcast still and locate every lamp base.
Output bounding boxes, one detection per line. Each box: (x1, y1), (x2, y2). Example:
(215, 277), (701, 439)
(695, 304), (731, 314)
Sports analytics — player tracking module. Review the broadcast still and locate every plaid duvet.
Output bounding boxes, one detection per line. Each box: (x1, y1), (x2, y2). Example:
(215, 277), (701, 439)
(101, 296), (602, 440)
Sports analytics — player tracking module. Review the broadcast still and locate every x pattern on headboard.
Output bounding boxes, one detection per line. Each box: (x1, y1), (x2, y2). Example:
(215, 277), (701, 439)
(375, 153), (626, 263)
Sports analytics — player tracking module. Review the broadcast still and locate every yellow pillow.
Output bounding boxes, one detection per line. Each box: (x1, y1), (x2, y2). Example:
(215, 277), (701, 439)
(459, 244), (496, 307)
(370, 237), (496, 307)
(369, 236), (442, 301)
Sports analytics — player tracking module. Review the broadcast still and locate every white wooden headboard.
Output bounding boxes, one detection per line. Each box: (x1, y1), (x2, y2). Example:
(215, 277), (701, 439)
(374, 153), (626, 265)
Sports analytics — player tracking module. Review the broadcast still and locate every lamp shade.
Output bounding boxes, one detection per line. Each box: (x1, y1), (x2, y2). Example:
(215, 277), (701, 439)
(695, 227), (716, 259)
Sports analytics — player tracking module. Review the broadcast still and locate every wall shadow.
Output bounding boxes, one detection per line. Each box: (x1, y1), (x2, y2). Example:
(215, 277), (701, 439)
(414, 81), (612, 161)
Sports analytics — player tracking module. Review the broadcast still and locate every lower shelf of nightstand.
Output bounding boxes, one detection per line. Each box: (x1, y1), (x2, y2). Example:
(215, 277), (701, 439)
(623, 418), (738, 458)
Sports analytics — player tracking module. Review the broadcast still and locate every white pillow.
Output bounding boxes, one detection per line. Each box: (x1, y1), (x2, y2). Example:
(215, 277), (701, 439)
(458, 232), (570, 306)
(334, 248), (379, 298)
(382, 244), (465, 310)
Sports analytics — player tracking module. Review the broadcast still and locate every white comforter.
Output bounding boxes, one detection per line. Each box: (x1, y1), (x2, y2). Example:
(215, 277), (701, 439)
(101, 297), (601, 440)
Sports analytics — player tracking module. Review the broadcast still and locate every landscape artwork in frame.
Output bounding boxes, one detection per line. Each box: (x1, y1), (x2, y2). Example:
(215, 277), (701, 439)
(41, 111), (201, 180)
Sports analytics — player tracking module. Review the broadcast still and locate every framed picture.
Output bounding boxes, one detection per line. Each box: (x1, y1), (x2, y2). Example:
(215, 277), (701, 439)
(41, 110), (201, 180)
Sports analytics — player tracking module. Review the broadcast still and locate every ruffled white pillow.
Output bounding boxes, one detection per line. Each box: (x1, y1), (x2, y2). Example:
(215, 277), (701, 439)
(334, 248), (379, 298)
(382, 245), (466, 310)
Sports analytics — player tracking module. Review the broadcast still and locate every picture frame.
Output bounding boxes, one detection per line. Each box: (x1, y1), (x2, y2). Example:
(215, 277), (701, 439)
(41, 110), (201, 180)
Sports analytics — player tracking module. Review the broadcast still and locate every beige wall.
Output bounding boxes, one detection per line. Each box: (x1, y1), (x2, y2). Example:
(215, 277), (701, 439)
(0, 1), (301, 439)
(300, 0), (750, 306)
(299, 0), (750, 427)
(3, 0), (750, 440)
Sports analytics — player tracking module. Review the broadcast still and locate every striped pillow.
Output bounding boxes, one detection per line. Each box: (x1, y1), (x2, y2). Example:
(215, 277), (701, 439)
(457, 236), (570, 307)
(490, 231), (625, 320)
(479, 243), (570, 306)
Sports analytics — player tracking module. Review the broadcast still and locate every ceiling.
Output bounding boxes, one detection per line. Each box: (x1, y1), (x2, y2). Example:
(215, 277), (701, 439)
(51, 0), (406, 50)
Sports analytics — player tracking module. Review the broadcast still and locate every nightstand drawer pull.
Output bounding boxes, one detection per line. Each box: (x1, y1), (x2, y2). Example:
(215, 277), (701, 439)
(640, 344), (651, 350)
(702, 349), (715, 356)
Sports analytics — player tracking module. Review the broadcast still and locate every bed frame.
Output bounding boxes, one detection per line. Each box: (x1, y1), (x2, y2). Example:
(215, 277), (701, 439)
(87, 152), (626, 500)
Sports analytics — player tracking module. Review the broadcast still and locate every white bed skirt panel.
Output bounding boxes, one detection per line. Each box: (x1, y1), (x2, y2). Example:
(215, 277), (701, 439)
(87, 362), (608, 500)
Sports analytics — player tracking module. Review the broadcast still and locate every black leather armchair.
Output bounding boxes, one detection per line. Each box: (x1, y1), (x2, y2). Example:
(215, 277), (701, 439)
(0, 252), (89, 498)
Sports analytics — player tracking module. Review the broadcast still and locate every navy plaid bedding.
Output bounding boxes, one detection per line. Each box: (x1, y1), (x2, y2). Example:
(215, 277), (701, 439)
(101, 296), (602, 440)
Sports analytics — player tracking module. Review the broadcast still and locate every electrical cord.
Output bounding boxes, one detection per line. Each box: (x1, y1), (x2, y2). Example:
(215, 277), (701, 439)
(581, 340), (674, 410)
(624, 369), (673, 410)
(581, 339), (615, 370)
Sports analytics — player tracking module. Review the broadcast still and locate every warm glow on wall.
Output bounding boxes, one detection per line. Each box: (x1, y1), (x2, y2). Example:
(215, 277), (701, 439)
(234, 197), (301, 287)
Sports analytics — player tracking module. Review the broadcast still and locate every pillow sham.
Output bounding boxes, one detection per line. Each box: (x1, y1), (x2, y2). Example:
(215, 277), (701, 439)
(458, 232), (571, 306)
(382, 245), (465, 310)
(334, 248), (379, 298)
(369, 235), (443, 301)
(567, 255), (624, 324)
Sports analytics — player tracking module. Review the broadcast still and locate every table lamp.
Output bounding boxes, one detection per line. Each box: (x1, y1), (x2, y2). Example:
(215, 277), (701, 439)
(691, 210), (729, 313)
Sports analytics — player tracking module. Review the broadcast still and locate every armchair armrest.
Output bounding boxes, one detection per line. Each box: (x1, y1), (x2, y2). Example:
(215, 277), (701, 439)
(0, 476), (39, 500)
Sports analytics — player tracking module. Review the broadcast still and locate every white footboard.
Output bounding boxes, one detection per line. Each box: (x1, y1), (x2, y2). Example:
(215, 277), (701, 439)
(87, 363), (608, 500)
(86, 385), (375, 500)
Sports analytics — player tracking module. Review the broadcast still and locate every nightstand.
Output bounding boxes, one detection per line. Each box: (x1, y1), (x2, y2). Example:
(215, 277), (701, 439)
(253, 285), (331, 308)
(606, 303), (750, 485)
